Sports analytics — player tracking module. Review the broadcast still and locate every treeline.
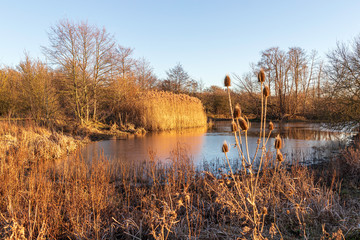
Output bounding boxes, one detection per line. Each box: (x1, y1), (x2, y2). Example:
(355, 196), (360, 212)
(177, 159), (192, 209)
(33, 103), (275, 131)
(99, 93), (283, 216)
(1, 19), (360, 127)
(0, 20), (205, 130)
(197, 43), (360, 125)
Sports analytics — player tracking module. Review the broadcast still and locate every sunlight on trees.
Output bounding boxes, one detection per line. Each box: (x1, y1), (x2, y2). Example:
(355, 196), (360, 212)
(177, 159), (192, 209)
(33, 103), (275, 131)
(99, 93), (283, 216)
(327, 37), (360, 125)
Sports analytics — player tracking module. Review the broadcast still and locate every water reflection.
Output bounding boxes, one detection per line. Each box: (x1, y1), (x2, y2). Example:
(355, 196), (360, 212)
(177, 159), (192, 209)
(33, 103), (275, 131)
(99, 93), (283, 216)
(81, 121), (355, 167)
(82, 127), (207, 162)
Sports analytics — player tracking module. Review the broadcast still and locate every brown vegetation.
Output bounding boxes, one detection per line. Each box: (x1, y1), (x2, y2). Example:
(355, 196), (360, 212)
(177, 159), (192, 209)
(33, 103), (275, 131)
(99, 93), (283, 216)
(126, 91), (207, 131)
(1, 122), (358, 239)
(1, 70), (359, 239)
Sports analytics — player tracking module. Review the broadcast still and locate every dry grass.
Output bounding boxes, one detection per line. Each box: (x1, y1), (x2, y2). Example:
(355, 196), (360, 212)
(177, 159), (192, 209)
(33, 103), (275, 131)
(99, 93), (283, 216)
(0, 121), (358, 239)
(0, 106), (359, 238)
(110, 145), (358, 240)
(130, 91), (207, 131)
(0, 122), (114, 239)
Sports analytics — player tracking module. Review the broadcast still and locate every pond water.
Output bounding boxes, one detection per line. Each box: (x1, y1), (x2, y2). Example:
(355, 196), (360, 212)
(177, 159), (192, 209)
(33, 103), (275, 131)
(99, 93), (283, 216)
(81, 121), (356, 168)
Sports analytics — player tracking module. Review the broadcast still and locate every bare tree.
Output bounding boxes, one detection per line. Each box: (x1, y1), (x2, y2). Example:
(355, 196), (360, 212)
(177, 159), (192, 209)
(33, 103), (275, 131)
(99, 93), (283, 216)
(327, 38), (360, 123)
(18, 54), (59, 121)
(135, 57), (157, 90)
(259, 47), (290, 117)
(43, 19), (116, 123)
(163, 63), (191, 93)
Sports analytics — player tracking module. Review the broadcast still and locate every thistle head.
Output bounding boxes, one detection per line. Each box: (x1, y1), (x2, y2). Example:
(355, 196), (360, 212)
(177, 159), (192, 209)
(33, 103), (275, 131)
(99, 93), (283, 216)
(222, 141), (229, 153)
(238, 117), (249, 131)
(233, 104), (241, 119)
(258, 69), (265, 83)
(263, 85), (270, 97)
(274, 134), (282, 149)
(269, 121), (274, 131)
(231, 121), (238, 132)
(224, 75), (231, 87)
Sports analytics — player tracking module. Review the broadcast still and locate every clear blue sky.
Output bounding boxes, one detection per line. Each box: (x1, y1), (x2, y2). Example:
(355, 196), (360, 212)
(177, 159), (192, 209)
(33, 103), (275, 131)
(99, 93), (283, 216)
(1, 0), (360, 87)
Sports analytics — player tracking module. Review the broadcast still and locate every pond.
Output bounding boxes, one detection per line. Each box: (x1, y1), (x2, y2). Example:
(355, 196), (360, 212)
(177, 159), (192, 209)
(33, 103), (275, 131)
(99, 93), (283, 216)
(81, 121), (356, 168)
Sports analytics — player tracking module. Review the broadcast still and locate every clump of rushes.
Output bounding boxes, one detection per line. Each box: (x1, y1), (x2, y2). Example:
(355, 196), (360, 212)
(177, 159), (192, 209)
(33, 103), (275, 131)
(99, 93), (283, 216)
(274, 134), (282, 149)
(258, 68), (265, 82)
(222, 141), (229, 153)
(231, 121), (238, 132)
(233, 104), (241, 119)
(224, 75), (231, 87)
(238, 117), (249, 131)
(263, 86), (270, 97)
(269, 121), (274, 131)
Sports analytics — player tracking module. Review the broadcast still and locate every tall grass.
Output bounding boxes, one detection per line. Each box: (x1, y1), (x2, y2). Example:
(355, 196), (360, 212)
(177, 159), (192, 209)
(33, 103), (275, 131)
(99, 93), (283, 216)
(0, 121), (358, 239)
(130, 91), (207, 131)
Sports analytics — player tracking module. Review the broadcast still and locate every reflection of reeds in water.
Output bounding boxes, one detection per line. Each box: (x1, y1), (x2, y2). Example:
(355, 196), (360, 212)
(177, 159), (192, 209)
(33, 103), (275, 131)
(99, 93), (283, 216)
(278, 123), (353, 141)
(143, 128), (206, 162)
(132, 91), (207, 131)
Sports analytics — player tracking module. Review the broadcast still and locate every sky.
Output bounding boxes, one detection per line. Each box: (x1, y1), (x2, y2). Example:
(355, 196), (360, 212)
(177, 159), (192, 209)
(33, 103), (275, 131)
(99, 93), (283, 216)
(1, 0), (360, 87)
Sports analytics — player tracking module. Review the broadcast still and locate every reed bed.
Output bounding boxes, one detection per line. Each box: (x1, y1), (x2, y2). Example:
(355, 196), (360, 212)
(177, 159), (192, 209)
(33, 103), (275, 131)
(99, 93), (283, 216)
(130, 91), (207, 131)
(0, 122), (358, 239)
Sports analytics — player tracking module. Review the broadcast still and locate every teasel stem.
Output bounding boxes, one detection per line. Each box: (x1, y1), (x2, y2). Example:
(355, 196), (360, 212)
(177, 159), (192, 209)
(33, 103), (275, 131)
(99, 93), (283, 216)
(226, 84), (247, 169)
(259, 82), (264, 151)
(252, 101), (269, 213)
(227, 86), (234, 121)
(253, 88), (270, 224)
(263, 97), (268, 148)
(223, 151), (252, 220)
(236, 118), (248, 166)
(252, 82), (264, 164)
(264, 128), (273, 146)
(245, 129), (252, 173)
(234, 130), (249, 169)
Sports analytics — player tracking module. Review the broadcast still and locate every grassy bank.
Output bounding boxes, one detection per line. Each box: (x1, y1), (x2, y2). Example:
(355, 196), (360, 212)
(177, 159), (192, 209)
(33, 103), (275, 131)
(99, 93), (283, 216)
(0, 122), (359, 239)
(129, 91), (207, 131)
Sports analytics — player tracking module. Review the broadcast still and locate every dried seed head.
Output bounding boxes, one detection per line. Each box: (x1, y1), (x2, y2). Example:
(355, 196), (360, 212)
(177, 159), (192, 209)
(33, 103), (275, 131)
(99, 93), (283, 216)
(262, 207), (268, 215)
(258, 69), (266, 83)
(276, 149), (284, 162)
(222, 141), (229, 153)
(263, 85), (270, 97)
(233, 104), (241, 119)
(238, 117), (249, 131)
(231, 121), (238, 132)
(274, 134), (282, 149)
(185, 194), (190, 202)
(269, 121), (274, 131)
(224, 75), (231, 87)
(176, 199), (184, 207)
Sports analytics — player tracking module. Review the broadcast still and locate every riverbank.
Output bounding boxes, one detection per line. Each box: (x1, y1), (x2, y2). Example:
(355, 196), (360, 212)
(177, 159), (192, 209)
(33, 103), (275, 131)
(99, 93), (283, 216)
(0, 121), (359, 239)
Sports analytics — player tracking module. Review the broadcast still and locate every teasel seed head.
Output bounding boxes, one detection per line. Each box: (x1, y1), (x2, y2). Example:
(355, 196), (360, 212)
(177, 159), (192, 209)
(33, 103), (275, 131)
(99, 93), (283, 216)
(258, 69), (265, 83)
(269, 121), (274, 131)
(262, 206), (268, 215)
(274, 134), (282, 149)
(224, 75), (231, 87)
(238, 117), (249, 131)
(233, 104), (241, 119)
(276, 149), (284, 162)
(263, 85), (270, 97)
(222, 141), (229, 153)
(231, 121), (238, 132)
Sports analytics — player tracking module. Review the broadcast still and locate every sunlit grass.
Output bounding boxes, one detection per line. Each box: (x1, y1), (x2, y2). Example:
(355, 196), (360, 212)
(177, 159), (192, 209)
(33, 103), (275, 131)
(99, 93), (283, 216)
(133, 90), (207, 131)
